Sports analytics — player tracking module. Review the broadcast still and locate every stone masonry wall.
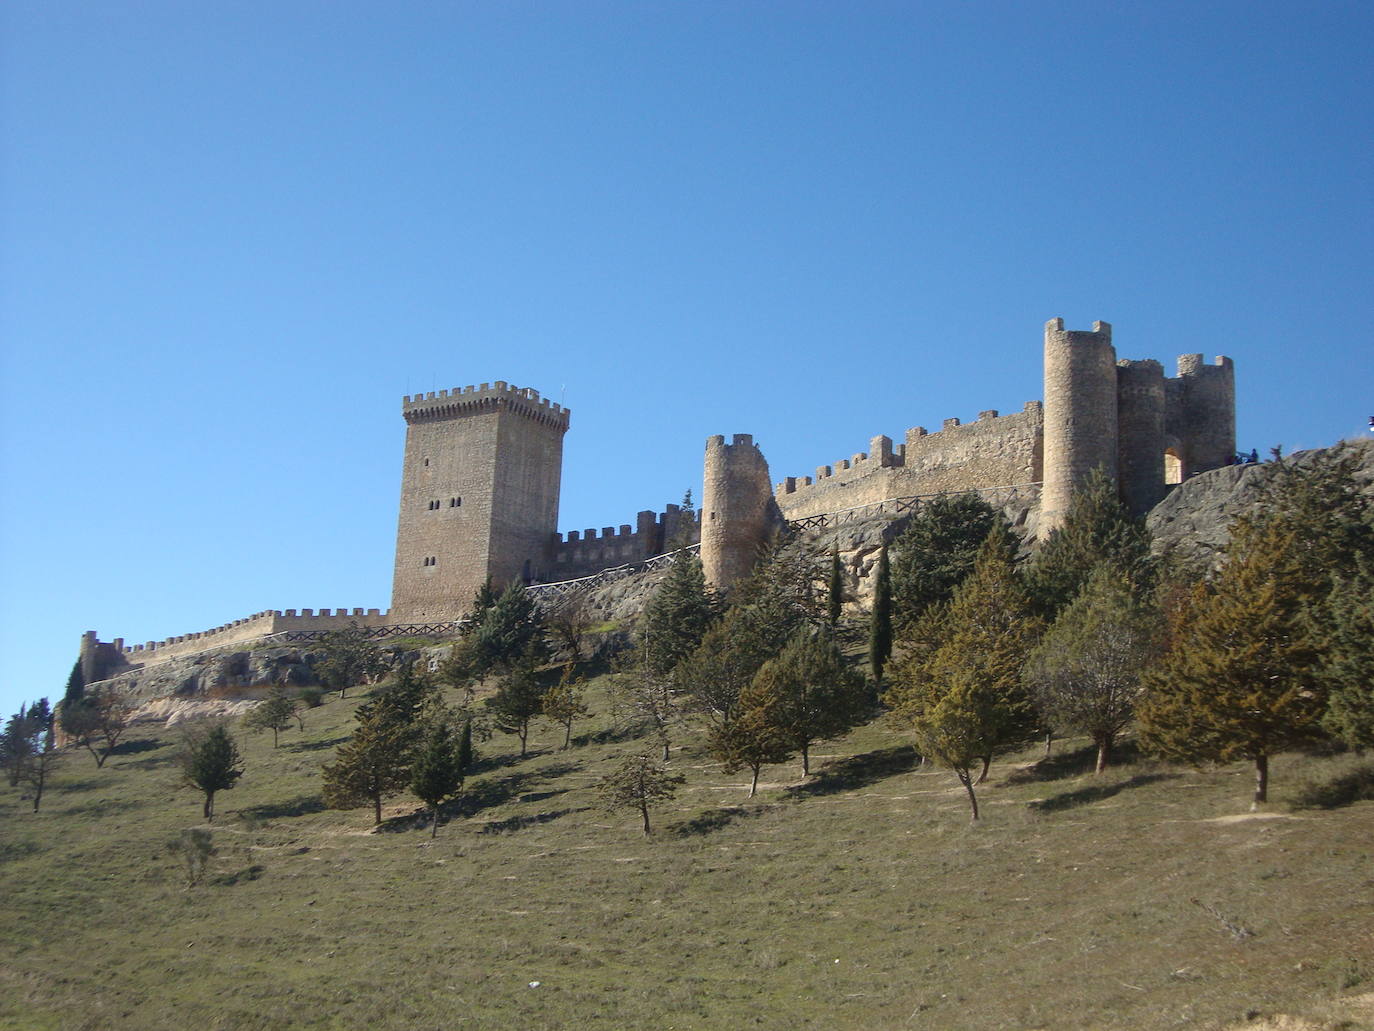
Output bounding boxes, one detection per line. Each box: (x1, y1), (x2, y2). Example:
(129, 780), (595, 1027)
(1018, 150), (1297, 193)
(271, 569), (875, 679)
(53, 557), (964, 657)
(774, 404), (1044, 521)
(87, 606), (397, 672)
(548, 506), (701, 582)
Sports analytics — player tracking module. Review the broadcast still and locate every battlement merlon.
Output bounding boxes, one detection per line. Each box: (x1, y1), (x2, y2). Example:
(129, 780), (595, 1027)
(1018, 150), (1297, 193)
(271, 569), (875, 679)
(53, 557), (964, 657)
(1174, 353), (1234, 377)
(401, 381), (571, 431)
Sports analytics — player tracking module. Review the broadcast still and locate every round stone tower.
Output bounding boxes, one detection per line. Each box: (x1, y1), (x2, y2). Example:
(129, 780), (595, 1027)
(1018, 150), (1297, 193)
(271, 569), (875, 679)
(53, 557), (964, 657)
(701, 433), (777, 592)
(1115, 358), (1166, 516)
(1041, 319), (1118, 533)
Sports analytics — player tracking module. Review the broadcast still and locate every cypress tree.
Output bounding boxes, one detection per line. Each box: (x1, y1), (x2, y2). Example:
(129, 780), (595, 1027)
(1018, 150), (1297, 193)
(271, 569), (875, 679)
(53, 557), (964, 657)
(869, 543), (893, 683)
(63, 660), (85, 706)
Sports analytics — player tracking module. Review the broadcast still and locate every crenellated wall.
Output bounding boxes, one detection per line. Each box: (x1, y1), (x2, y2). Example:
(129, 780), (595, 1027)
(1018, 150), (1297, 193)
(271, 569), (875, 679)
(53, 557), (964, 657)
(85, 607), (399, 671)
(774, 404), (1044, 521)
(548, 505), (701, 581)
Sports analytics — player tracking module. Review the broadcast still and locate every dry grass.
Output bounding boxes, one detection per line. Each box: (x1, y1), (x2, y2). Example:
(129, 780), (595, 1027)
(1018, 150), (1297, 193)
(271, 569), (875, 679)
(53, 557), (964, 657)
(1, 677), (1371, 1030)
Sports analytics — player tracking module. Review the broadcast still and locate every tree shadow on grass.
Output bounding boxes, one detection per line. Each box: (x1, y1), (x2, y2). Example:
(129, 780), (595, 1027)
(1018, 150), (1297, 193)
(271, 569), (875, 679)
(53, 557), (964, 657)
(458, 761), (581, 816)
(289, 735), (351, 753)
(666, 804), (769, 837)
(55, 776), (112, 793)
(60, 798), (145, 818)
(784, 745), (922, 800)
(477, 807), (587, 834)
(0, 840), (42, 863)
(115, 752), (180, 771)
(1027, 772), (1178, 813)
(1005, 740), (1145, 784)
(575, 722), (653, 748)
(469, 748), (553, 776)
(1291, 763), (1374, 810)
(210, 864), (266, 887)
(239, 794), (327, 821)
(110, 739), (162, 757)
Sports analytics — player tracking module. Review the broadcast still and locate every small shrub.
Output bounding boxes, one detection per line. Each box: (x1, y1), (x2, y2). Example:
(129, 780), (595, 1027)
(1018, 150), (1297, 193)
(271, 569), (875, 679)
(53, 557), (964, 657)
(166, 828), (217, 887)
(300, 688), (324, 709)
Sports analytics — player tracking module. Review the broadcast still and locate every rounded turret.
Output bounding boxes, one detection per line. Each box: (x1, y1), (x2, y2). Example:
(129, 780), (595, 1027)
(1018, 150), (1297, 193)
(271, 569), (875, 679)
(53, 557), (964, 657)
(701, 434), (778, 592)
(1042, 319), (1118, 532)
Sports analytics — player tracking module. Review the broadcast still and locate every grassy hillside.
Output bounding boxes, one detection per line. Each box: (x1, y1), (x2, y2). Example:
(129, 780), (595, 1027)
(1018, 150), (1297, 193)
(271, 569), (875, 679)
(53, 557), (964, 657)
(2, 676), (1372, 1031)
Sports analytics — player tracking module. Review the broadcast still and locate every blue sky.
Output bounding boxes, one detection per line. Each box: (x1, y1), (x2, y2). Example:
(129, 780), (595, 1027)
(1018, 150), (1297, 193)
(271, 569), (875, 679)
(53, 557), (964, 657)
(2, 1), (1370, 717)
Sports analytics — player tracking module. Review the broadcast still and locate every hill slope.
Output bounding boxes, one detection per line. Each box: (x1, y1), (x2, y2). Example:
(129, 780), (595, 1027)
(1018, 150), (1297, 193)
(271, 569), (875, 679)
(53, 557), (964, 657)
(3, 678), (1372, 1031)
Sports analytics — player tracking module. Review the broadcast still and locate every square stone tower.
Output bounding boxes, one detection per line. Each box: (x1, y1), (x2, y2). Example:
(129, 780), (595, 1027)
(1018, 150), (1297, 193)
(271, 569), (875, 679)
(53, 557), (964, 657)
(390, 382), (570, 622)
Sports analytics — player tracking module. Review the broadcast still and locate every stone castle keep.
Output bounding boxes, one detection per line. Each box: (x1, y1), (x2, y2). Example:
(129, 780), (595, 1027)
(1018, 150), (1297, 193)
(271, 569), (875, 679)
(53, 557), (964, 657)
(82, 318), (1234, 677)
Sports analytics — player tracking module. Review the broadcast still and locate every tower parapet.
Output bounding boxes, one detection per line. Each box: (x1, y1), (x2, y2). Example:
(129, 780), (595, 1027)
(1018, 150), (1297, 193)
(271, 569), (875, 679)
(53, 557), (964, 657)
(402, 382), (570, 431)
(701, 434), (781, 592)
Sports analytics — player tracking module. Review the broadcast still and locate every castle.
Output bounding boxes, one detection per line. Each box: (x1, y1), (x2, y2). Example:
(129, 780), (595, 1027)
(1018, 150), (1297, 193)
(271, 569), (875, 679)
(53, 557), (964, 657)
(81, 318), (1234, 679)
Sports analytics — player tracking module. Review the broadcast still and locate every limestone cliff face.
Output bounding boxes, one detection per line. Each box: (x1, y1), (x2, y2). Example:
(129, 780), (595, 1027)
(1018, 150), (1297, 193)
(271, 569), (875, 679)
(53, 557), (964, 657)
(1146, 439), (1374, 569)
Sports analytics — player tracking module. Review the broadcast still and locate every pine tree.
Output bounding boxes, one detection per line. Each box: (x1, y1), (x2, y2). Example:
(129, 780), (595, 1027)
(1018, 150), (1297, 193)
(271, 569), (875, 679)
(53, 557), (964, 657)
(473, 582), (546, 675)
(597, 753), (685, 835)
(61, 689), (132, 768)
(746, 628), (868, 777)
(890, 492), (1011, 628)
(868, 543), (893, 683)
(1138, 517), (1326, 807)
(1024, 468), (1153, 620)
(322, 699), (415, 824)
(541, 669), (590, 749)
(1, 704), (32, 787)
(886, 529), (1041, 819)
(1024, 564), (1160, 773)
(465, 578), (499, 628)
(242, 688), (299, 748)
(13, 699), (59, 813)
(370, 659), (434, 726)
(315, 622), (386, 699)
(675, 548), (812, 729)
(707, 688), (790, 797)
(637, 552), (718, 677)
(410, 698), (467, 837)
(180, 724), (244, 822)
(486, 663), (548, 757)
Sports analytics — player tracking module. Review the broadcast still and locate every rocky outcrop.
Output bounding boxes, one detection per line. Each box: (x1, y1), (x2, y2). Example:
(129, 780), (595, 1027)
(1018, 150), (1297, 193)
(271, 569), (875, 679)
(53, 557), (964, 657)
(89, 642), (436, 716)
(1147, 439), (1374, 569)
